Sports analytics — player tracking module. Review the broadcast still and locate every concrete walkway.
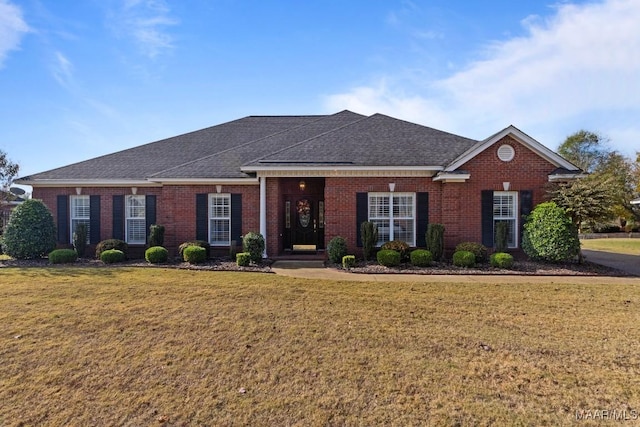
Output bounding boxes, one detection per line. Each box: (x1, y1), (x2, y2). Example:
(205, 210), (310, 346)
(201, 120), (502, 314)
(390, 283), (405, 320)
(582, 249), (640, 276)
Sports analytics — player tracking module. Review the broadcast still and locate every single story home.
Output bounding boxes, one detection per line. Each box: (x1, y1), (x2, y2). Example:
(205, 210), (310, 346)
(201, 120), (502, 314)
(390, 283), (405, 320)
(17, 110), (581, 258)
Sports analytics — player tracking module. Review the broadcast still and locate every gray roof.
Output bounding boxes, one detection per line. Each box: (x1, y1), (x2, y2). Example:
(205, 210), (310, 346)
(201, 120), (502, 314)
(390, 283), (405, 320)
(19, 111), (480, 182)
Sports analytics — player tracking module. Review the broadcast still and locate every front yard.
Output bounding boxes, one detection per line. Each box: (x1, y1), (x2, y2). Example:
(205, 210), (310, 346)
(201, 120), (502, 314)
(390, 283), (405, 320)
(1, 268), (639, 425)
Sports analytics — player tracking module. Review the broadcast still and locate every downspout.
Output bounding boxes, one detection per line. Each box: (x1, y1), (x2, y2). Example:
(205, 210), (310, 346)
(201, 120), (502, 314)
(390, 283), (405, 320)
(259, 176), (267, 258)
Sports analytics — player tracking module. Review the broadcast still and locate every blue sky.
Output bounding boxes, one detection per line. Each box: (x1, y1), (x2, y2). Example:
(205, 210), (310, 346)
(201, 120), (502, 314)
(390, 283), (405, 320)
(1, 0), (639, 181)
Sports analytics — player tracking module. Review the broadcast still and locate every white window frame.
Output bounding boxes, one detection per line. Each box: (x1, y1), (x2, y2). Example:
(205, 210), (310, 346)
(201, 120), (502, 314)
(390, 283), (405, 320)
(125, 195), (146, 245)
(368, 192), (416, 247)
(209, 193), (231, 246)
(70, 195), (90, 244)
(493, 191), (518, 248)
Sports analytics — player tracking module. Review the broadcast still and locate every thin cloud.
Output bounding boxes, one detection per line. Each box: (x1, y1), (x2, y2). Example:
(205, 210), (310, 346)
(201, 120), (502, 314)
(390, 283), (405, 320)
(0, 0), (30, 68)
(51, 51), (74, 88)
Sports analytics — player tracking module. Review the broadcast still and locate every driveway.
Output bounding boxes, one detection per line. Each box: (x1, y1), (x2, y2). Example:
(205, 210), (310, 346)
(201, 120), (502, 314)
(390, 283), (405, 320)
(582, 249), (640, 276)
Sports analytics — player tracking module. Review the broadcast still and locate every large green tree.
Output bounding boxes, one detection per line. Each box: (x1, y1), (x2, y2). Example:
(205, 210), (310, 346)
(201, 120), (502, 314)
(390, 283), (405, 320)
(0, 149), (19, 200)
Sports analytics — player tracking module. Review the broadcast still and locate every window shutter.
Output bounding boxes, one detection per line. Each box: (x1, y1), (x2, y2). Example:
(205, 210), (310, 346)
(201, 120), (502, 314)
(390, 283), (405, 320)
(231, 194), (242, 244)
(196, 194), (208, 241)
(356, 192), (368, 247)
(57, 195), (69, 244)
(520, 190), (533, 247)
(416, 192), (429, 247)
(481, 190), (494, 247)
(145, 195), (157, 242)
(89, 195), (101, 244)
(112, 195), (124, 240)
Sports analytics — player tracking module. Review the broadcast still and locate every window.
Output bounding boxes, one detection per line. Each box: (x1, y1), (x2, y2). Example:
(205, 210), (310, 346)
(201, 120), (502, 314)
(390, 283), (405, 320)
(209, 194), (231, 246)
(125, 195), (146, 244)
(369, 193), (415, 246)
(493, 191), (518, 248)
(70, 195), (90, 243)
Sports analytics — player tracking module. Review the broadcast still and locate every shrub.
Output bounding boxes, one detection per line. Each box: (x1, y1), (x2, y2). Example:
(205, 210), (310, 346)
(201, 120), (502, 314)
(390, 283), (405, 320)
(178, 240), (210, 260)
(381, 240), (410, 262)
(377, 249), (401, 267)
(145, 246), (168, 264)
(72, 223), (88, 258)
(101, 249), (125, 264)
(183, 245), (206, 264)
(453, 250), (475, 268)
(490, 252), (514, 269)
(495, 221), (509, 253)
(242, 232), (265, 263)
(410, 249), (433, 267)
(360, 221), (378, 261)
(148, 224), (165, 247)
(522, 202), (580, 262)
(327, 236), (348, 264)
(342, 255), (356, 269)
(236, 252), (251, 267)
(426, 224), (445, 261)
(2, 199), (56, 259)
(96, 239), (128, 259)
(455, 242), (488, 263)
(48, 248), (78, 264)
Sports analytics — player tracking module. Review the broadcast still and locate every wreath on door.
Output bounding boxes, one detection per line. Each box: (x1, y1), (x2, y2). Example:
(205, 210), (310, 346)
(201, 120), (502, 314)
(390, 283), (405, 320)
(297, 199), (311, 227)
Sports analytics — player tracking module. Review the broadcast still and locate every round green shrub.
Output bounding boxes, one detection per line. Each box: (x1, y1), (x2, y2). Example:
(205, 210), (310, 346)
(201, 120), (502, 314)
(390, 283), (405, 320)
(410, 249), (433, 267)
(342, 255), (356, 269)
(490, 252), (514, 269)
(455, 242), (488, 263)
(242, 231), (265, 263)
(453, 250), (475, 268)
(183, 245), (206, 264)
(145, 246), (168, 264)
(522, 202), (580, 262)
(236, 252), (251, 267)
(327, 236), (348, 264)
(377, 249), (401, 267)
(49, 248), (78, 264)
(96, 239), (128, 259)
(178, 240), (210, 260)
(2, 199), (56, 259)
(381, 240), (410, 262)
(100, 249), (125, 264)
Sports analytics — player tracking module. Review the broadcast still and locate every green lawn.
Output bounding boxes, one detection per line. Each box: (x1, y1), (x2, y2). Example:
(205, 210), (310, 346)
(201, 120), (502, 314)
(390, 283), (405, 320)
(581, 238), (640, 255)
(1, 267), (639, 426)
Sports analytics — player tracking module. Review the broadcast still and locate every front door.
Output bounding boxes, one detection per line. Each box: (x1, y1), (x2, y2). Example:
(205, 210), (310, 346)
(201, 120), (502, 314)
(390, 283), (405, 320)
(284, 196), (325, 251)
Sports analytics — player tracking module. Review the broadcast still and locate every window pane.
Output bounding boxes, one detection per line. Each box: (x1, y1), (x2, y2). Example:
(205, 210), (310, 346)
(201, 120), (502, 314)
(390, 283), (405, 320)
(126, 195), (145, 218)
(127, 219), (146, 244)
(371, 219), (389, 246)
(210, 219), (230, 245)
(393, 195), (414, 217)
(71, 196), (90, 218)
(210, 195), (230, 218)
(369, 195), (389, 218)
(71, 219), (90, 244)
(393, 219), (415, 245)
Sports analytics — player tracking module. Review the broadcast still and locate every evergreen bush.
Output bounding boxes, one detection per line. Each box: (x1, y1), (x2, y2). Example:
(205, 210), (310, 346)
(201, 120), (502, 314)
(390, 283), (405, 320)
(178, 240), (210, 260)
(410, 249), (433, 267)
(490, 252), (514, 269)
(426, 224), (445, 261)
(327, 236), (348, 264)
(145, 246), (168, 264)
(72, 223), (88, 258)
(148, 224), (165, 247)
(453, 250), (475, 268)
(236, 252), (251, 267)
(377, 249), (401, 267)
(381, 240), (410, 262)
(2, 199), (56, 259)
(360, 221), (378, 261)
(522, 202), (580, 262)
(455, 242), (488, 263)
(49, 248), (78, 264)
(96, 239), (128, 259)
(183, 245), (207, 264)
(242, 232), (265, 263)
(495, 221), (509, 253)
(342, 255), (356, 269)
(101, 249), (125, 264)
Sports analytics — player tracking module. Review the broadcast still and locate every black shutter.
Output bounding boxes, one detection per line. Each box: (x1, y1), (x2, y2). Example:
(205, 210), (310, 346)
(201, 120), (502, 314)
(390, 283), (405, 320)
(145, 195), (157, 242)
(57, 195), (69, 244)
(356, 192), (368, 247)
(520, 190), (533, 247)
(416, 192), (429, 247)
(89, 195), (101, 244)
(481, 190), (494, 247)
(112, 195), (124, 240)
(231, 194), (242, 244)
(196, 194), (208, 241)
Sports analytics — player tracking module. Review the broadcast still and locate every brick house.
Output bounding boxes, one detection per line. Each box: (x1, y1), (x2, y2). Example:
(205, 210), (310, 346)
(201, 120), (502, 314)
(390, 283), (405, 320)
(16, 111), (580, 258)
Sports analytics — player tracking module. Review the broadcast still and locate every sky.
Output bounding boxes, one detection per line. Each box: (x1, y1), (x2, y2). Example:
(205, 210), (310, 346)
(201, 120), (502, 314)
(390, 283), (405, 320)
(1, 0), (639, 182)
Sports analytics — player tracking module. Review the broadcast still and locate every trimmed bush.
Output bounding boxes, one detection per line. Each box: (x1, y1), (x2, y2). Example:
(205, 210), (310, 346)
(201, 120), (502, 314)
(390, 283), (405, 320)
(183, 245), (206, 264)
(455, 242), (488, 263)
(453, 250), (475, 268)
(236, 252), (251, 267)
(327, 236), (348, 264)
(495, 221), (509, 253)
(377, 249), (401, 267)
(410, 249), (433, 267)
(522, 202), (580, 262)
(490, 252), (514, 269)
(381, 240), (410, 262)
(360, 221), (378, 261)
(342, 255), (356, 269)
(242, 232), (265, 263)
(148, 224), (165, 247)
(101, 249), (125, 264)
(96, 239), (128, 259)
(178, 240), (210, 260)
(145, 246), (168, 264)
(426, 223), (445, 261)
(72, 223), (88, 258)
(49, 248), (78, 264)
(2, 199), (56, 259)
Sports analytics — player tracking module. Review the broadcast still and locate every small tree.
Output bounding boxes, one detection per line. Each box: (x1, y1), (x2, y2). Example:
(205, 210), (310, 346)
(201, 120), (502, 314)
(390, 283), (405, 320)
(72, 222), (88, 258)
(3, 199), (56, 259)
(360, 221), (378, 261)
(494, 221), (509, 253)
(426, 224), (445, 261)
(242, 231), (265, 263)
(522, 202), (580, 263)
(148, 224), (165, 247)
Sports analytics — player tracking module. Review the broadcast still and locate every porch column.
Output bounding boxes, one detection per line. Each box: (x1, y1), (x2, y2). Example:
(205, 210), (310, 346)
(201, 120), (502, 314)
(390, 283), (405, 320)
(259, 176), (267, 258)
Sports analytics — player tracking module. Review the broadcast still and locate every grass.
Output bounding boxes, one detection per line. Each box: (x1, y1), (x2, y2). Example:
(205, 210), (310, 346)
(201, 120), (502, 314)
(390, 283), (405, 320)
(1, 267), (639, 425)
(581, 238), (640, 255)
